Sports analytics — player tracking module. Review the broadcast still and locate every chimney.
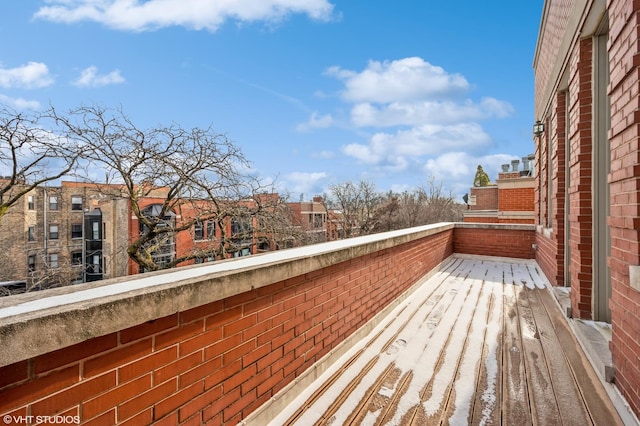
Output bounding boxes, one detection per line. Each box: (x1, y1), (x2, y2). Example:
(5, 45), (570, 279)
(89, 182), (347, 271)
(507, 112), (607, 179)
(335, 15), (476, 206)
(511, 159), (520, 172)
(501, 164), (510, 173)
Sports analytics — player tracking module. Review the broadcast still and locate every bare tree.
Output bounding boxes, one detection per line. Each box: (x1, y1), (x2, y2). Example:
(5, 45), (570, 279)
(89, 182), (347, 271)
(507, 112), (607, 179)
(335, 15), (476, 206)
(0, 107), (81, 221)
(371, 177), (464, 233)
(327, 180), (380, 238)
(419, 176), (464, 223)
(54, 105), (276, 272)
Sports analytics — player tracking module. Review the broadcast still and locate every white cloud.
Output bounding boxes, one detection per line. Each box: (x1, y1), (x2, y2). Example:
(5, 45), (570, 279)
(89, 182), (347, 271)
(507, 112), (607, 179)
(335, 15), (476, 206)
(283, 171), (329, 198)
(72, 66), (125, 87)
(342, 123), (492, 170)
(326, 57), (469, 104)
(350, 98), (514, 128)
(315, 56), (517, 184)
(296, 112), (334, 132)
(0, 94), (41, 110)
(0, 62), (54, 89)
(424, 152), (517, 194)
(35, 0), (336, 32)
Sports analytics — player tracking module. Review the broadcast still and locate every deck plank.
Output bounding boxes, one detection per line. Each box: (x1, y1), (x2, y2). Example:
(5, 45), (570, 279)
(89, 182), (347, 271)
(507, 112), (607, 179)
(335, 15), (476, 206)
(501, 282), (532, 425)
(470, 284), (503, 425)
(263, 257), (624, 426)
(517, 282), (562, 423)
(525, 287), (591, 425)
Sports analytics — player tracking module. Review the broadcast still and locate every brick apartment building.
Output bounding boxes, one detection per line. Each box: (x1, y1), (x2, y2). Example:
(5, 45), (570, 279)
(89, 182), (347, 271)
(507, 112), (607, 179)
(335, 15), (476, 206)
(0, 181), (130, 289)
(0, 181), (277, 290)
(534, 0), (640, 415)
(463, 156), (535, 224)
(285, 196), (342, 244)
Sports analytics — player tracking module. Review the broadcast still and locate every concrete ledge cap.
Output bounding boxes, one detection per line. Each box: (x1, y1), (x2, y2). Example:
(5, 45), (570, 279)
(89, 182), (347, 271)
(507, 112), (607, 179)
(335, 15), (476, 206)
(0, 223), (462, 366)
(454, 222), (535, 231)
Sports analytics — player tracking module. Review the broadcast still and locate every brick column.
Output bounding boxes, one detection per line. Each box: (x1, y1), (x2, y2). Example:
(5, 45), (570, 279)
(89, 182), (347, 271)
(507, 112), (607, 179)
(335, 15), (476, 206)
(553, 91), (567, 286)
(567, 37), (593, 319)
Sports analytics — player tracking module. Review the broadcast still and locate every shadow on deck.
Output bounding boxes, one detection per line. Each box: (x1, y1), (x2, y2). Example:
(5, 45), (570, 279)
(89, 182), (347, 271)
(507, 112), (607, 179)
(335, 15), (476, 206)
(252, 255), (624, 425)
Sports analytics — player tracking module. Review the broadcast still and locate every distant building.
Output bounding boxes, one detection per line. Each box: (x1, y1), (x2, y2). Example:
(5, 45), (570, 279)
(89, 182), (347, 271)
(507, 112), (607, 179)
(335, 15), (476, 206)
(463, 157), (535, 224)
(286, 196), (331, 245)
(0, 180), (282, 290)
(0, 180), (130, 291)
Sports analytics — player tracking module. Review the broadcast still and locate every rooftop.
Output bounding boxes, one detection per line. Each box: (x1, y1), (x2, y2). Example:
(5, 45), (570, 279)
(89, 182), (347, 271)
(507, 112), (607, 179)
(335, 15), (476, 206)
(0, 223), (636, 424)
(249, 256), (625, 425)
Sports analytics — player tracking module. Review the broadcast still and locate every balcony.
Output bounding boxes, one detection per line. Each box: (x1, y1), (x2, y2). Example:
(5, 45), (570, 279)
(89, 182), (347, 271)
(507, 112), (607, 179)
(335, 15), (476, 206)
(0, 223), (633, 425)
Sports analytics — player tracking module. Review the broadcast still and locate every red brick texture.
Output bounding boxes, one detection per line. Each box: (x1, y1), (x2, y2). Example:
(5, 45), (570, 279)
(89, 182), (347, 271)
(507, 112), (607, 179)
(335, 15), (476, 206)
(498, 188), (535, 212)
(469, 186), (498, 210)
(608, 0), (640, 416)
(453, 226), (535, 259)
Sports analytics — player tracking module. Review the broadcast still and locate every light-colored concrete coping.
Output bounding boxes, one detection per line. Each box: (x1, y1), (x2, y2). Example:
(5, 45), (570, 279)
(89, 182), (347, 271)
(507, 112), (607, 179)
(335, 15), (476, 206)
(0, 222), (475, 367)
(0, 222), (536, 366)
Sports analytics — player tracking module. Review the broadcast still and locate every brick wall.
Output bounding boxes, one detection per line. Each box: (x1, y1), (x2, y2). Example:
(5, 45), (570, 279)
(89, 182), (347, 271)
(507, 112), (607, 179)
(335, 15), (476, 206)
(0, 227), (463, 424)
(463, 215), (498, 224)
(608, 0), (640, 416)
(567, 37), (594, 319)
(535, 0), (640, 417)
(498, 187), (535, 212)
(453, 225), (535, 259)
(469, 186), (498, 210)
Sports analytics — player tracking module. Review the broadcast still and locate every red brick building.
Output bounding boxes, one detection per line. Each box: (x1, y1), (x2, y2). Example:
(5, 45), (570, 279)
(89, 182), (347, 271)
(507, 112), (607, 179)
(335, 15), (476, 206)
(534, 0), (640, 416)
(463, 158), (535, 224)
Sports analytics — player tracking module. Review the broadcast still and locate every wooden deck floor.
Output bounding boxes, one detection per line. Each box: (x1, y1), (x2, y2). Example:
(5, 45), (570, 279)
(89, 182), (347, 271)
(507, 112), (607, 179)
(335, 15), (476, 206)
(267, 256), (624, 426)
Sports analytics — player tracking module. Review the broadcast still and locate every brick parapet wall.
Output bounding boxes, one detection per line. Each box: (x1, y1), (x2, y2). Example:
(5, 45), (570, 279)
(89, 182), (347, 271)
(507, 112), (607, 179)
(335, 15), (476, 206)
(0, 223), (536, 424)
(453, 224), (536, 259)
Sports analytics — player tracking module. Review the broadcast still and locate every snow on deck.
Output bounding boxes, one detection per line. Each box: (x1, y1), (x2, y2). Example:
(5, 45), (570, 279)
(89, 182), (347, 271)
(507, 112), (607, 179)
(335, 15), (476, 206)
(265, 256), (623, 426)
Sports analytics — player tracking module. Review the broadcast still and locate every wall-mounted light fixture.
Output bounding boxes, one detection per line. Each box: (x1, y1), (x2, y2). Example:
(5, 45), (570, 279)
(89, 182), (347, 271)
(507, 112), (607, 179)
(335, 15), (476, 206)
(533, 120), (545, 138)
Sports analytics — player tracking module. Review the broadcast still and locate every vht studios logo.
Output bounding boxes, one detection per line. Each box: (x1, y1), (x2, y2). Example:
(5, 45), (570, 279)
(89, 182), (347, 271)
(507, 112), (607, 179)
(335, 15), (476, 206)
(3, 415), (80, 425)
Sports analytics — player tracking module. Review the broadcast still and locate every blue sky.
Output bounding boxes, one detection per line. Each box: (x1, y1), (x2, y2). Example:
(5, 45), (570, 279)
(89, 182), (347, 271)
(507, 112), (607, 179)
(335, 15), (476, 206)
(1, 1), (542, 200)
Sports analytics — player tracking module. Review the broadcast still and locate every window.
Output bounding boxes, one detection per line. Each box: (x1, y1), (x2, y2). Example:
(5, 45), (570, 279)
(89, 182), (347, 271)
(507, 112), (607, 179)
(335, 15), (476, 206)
(49, 253), (59, 269)
(27, 195), (34, 210)
(91, 221), (100, 240)
(71, 196), (83, 211)
(72, 251), (83, 266)
(49, 196), (58, 211)
(139, 204), (176, 271)
(90, 255), (101, 273)
(206, 220), (216, 240)
(27, 255), (36, 272)
(231, 218), (251, 237)
(71, 224), (83, 239)
(27, 226), (36, 242)
(49, 224), (59, 240)
(194, 221), (204, 240)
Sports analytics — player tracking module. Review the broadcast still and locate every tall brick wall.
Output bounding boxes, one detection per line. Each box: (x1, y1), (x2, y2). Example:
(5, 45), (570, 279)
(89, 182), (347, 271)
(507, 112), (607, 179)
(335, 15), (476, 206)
(535, 0), (640, 417)
(608, 0), (640, 416)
